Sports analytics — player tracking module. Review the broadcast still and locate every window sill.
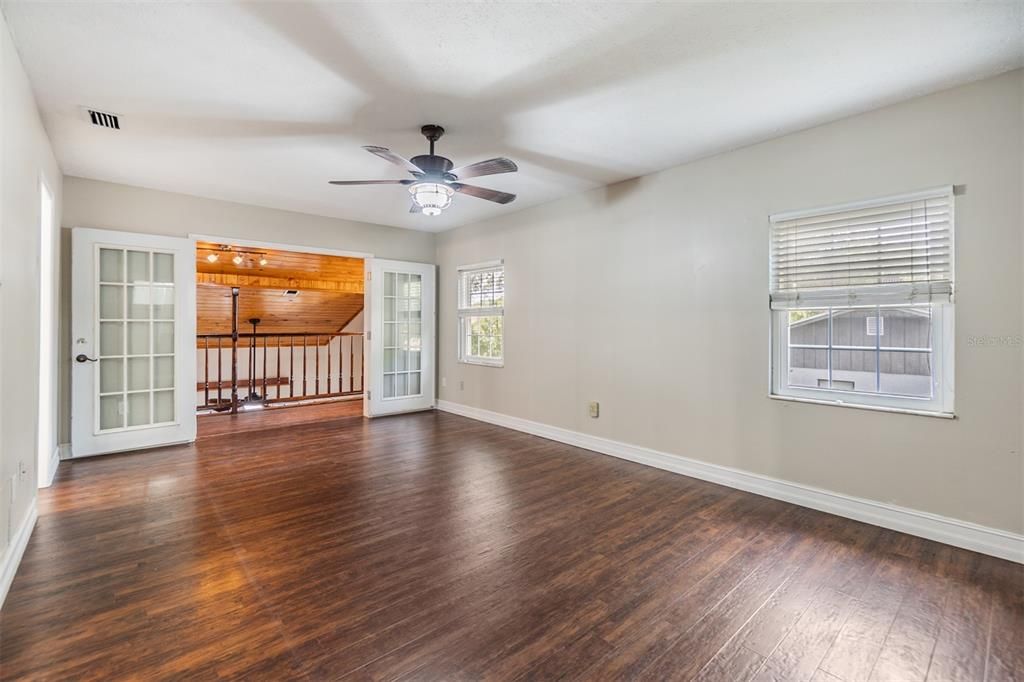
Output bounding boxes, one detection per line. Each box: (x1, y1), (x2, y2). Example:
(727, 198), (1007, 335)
(768, 393), (955, 419)
(459, 358), (504, 368)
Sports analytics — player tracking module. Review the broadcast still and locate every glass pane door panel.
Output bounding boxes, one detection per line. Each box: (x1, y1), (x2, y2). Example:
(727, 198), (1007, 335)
(100, 395), (124, 430)
(100, 322), (124, 356)
(127, 286), (149, 319)
(153, 390), (174, 422)
(154, 322), (174, 354)
(127, 393), (150, 427)
(127, 322), (149, 355)
(154, 357), (174, 389)
(100, 359), (123, 393)
(99, 248), (124, 282)
(95, 248), (177, 431)
(127, 358), (150, 391)
(381, 271), (423, 399)
(127, 250), (149, 282)
(153, 253), (174, 283)
(100, 285), (124, 319)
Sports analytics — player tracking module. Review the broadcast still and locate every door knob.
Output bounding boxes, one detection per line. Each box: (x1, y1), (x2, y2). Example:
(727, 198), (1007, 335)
(75, 354), (98, 363)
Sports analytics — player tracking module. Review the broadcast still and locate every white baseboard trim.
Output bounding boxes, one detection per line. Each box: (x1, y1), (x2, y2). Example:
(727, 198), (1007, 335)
(1, 500), (38, 610)
(437, 400), (1023, 564)
(40, 445), (63, 488)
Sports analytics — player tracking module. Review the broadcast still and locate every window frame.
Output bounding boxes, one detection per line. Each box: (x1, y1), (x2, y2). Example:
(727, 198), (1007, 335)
(768, 188), (955, 417)
(457, 260), (505, 368)
(770, 303), (954, 416)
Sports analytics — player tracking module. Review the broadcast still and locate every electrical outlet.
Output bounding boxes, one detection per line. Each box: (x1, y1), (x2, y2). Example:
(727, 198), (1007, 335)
(589, 401), (600, 418)
(18, 460), (27, 481)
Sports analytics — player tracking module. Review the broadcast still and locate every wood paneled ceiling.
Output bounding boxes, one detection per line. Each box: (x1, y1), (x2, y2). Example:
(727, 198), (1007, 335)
(196, 242), (364, 336)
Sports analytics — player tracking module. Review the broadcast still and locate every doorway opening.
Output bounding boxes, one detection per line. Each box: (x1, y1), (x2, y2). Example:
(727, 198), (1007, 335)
(193, 240), (366, 437)
(37, 178), (56, 486)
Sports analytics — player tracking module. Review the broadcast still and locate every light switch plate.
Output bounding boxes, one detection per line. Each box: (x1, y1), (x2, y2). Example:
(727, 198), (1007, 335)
(589, 401), (600, 418)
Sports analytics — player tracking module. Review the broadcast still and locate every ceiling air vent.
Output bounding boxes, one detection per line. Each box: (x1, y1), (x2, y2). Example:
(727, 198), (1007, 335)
(282, 289), (300, 298)
(86, 108), (120, 130)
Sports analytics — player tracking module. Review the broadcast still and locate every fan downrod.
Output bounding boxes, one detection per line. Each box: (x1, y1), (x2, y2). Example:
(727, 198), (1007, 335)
(421, 124), (445, 155)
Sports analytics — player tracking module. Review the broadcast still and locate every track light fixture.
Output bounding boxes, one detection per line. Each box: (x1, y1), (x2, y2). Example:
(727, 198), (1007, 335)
(200, 245), (270, 268)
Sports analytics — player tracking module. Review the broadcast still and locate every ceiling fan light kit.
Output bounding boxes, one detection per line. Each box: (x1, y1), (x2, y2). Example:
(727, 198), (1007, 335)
(410, 182), (454, 216)
(329, 124), (518, 217)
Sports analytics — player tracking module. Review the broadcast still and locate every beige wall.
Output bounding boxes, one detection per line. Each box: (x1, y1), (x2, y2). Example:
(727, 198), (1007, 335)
(436, 70), (1024, 534)
(1, 10), (63, 557)
(58, 177), (434, 442)
(62, 177), (435, 261)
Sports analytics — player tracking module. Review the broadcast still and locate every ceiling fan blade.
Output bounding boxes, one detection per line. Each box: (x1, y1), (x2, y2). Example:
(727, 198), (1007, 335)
(409, 203), (423, 214)
(363, 146), (424, 175)
(328, 179), (414, 186)
(451, 183), (516, 204)
(449, 157), (518, 180)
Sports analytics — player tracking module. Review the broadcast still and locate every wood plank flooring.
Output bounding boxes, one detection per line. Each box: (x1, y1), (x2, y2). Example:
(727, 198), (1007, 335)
(1, 410), (1021, 680)
(197, 399), (364, 439)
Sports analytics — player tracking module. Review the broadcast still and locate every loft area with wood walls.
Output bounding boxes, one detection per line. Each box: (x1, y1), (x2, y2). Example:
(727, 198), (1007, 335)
(195, 241), (364, 339)
(196, 241), (364, 338)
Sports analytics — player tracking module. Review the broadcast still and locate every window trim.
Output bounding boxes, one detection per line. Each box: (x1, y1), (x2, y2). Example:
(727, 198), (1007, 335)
(457, 259), (505, 367)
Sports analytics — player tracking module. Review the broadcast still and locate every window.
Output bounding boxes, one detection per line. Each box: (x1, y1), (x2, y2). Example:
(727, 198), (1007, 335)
(458, 261), (504, 366)
(769, 187), (954, 415)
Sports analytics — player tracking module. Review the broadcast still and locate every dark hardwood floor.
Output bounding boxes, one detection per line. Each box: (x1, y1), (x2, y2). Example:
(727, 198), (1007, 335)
(1, 410), (1021, 680)
(197, 398), (364, 439)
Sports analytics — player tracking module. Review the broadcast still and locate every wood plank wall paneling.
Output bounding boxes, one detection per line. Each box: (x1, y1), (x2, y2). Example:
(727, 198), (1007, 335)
(196, 284), (363, 337)
(195, 242), (364, 336)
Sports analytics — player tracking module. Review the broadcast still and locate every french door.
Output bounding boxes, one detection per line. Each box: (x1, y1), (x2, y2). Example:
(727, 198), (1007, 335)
(71, 228), (196, 457)
(365, 259), (436, 416)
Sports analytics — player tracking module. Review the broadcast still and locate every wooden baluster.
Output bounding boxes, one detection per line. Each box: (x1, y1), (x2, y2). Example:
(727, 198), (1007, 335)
(350, 335), (356, 393)
(230, 289), (239, 415)
(302, 335), (308, 398)
(327, 335), (332, 395)
(217, 337), (223, 406)
(204, 336), (210, 409)
(315, 335), (321, 396)
(276, 335), (281, 402)
(290, 336), (295, 398)
(262, 334), (267, 403)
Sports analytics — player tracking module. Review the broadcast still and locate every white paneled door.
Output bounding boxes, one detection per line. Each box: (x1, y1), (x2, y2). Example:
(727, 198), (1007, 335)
(71, 228), (196, 457)
(365, 259), (436, 417)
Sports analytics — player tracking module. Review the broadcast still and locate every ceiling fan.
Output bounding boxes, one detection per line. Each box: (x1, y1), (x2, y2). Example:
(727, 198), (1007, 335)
(329, 124), (517, 216)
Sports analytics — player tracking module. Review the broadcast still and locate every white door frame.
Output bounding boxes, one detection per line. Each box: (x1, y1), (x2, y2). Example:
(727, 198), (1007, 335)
(37, 175), (58, 485)
(189, 233), (374, 415)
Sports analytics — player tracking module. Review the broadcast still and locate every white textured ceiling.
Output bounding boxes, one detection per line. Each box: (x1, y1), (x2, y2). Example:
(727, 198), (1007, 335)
(3, 1), (1022, 232)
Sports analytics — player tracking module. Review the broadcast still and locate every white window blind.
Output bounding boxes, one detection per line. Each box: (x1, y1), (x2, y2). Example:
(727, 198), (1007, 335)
(770, 187), (953, 309)
(458, 262), (504, 313)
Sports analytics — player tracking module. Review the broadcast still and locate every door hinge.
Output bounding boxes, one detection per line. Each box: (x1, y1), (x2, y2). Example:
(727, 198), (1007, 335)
(366, 271), (372, 281)
(367, 390), (371, 400)
(366, 330), (371, 341)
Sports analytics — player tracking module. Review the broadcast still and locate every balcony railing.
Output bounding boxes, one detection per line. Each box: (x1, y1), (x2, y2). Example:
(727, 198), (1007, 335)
(197, 331), (364, 412)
